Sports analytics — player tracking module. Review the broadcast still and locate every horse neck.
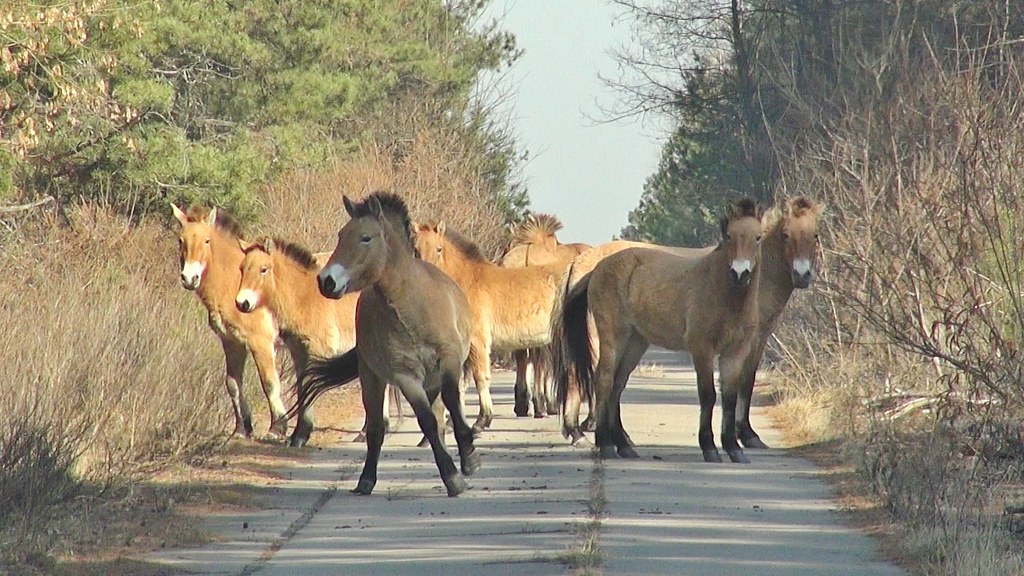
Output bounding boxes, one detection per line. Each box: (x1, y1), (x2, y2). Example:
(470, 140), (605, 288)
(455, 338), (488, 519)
(268, 253), (320, 331)
(374, 231), (419, 296)
(702, 246), (760, 320)
(758, 223), (796, 323)
(442, 241), (488, 282)
(197, 230), (243, 308)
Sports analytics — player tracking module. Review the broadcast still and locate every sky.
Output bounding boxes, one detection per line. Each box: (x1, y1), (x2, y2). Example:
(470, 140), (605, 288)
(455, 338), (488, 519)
(479, 1), (667, 245)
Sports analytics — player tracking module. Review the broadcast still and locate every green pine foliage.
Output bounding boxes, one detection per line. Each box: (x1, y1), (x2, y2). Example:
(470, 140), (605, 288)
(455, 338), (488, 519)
(1, 0), (519, 220)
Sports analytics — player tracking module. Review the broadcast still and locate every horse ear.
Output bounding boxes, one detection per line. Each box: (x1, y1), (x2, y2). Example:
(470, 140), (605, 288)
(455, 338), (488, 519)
(719, 216), (730, 239)
(263, 237), (276, 253)
(437, 221), (447, 236)
(170, 203), (187, 227)
(238, 239), (253, 252)
(368, 195), (383, 219)
(205, 207), (218, 227)
(343, 196), (357, 217)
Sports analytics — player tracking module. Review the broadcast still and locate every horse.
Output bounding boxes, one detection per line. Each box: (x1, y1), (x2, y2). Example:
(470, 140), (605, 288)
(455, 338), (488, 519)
(170, 204), (292, 438)
(234, 236), (402, 448)
(556, 197), (823, 449)
(299, 191), (479, 497)
(412, 221), (569, 433)
(500, 213), (591, 419)
(552, 197), (764, 463)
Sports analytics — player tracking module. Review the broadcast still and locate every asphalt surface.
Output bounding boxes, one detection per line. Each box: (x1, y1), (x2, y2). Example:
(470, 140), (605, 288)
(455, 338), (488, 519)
(144, 349), (905, 576)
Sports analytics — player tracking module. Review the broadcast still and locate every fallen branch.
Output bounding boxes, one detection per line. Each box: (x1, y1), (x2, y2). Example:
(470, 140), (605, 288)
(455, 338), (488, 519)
(0, 196), (55, 213)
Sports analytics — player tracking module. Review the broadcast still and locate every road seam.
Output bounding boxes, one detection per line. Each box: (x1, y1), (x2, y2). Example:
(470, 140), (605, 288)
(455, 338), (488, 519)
(565, 452), (606, 574)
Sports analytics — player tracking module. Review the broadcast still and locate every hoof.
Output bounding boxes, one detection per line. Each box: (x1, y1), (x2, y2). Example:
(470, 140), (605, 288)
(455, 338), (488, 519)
(270, 420), (288, 438)
(533, 411), (545, 419)
(581, 417), (596, 433)
(547, 406), (559, 416)
(444, 473), (468, 497)
(288, 435), (308, 448)
(740, 435), (770, 449)
(514, 403), (530, 418)
(354, 432), (367, 443)
(617, 445), (640, 459)
(461, 450), (481, 476)
(727, 448), (750, 464)
(702, 449), (723, 463)
(598, 445), (618, 460)
(572, 435), (594, 449)
(416, 435), (430, 448)
(351, 478), (375, 495)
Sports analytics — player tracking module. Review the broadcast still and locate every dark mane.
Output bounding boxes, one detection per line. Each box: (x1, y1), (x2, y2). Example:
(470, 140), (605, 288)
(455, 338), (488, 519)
(437, 225), (489, 263)
(185, 204), (244, 238)
(249, 236), (318, 271)
(717, 196), (760, 247)
(350, 191), (414, 252)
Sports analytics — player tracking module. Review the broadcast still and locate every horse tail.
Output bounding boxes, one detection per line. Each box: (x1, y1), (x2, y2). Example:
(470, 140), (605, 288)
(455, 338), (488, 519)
(286, 348), (361, 419)
(552, 272), (594, 420)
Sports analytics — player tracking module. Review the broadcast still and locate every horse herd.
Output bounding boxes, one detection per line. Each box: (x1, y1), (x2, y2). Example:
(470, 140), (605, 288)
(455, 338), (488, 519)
(171, 191), (823, 497)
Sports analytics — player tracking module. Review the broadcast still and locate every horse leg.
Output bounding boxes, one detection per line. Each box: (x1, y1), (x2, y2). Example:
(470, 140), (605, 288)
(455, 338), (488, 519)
(398, 374), (466, 497)
(513, 350), (532, 417)
(737, 340), (769, 449)
(539, 349), (559, 416)
(249, 336), (288, 437)
(352, 368), (386, 495)
(608, 333), (649, 459)
(719, 351), (750, 464)
(593, 330), (628, 460)
(285, 341), (315, 448)
(221, 338), (253, 437)
(693, 352), (722, 463)
(468, 339), (494, 434)
(561, 375), (589, 446)
(441, 366), (480, 477)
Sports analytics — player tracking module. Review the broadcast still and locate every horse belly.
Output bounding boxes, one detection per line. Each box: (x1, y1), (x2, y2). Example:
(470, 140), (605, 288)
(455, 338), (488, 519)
(489, 311), (550, 350)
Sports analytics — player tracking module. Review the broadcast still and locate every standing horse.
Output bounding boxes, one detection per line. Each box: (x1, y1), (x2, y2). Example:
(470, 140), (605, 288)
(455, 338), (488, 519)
(413, 221), (568, 433)
(556, 197), (823, 449)
(234, 237), (401, 448)
(300, 192), (479, 497)
(171, 204), (292, 438)
(500, 213), (590, 418)
(552, 198), (764, 463)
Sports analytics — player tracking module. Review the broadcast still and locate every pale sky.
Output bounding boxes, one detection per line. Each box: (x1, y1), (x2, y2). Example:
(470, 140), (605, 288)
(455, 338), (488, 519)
(479, 0), (666, 245)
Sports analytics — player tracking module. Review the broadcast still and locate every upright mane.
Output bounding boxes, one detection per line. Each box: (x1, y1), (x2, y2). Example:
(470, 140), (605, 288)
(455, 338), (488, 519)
(512, 213), (563, 245)
(349, 191), (415, 252)
(762, 195), (822, 234)
(434, 224), (489, 263)
(248, 236), (318, 271)
(716, 197), (761, 248)
(184, 204), (244, 238)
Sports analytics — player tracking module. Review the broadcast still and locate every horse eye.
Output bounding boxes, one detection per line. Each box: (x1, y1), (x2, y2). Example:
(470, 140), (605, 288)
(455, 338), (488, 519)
(782, 232), (790, 240)
(204, 238), (211, 245)
(435, 246), (443, 253)
(756, 235), (762, 242)
(260, 266), (269, 274)
(360, 235), (372, 244)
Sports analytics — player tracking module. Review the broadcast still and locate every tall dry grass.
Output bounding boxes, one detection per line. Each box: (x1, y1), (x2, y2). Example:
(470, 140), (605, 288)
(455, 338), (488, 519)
(0, 206), (226, 566)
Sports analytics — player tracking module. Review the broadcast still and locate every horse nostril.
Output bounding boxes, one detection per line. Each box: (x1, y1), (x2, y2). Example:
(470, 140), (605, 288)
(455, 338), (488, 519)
(319, 274), (335, 296)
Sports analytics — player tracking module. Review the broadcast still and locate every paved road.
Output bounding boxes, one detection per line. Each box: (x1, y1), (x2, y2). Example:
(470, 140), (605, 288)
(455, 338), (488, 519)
(144, 350), (905, 575)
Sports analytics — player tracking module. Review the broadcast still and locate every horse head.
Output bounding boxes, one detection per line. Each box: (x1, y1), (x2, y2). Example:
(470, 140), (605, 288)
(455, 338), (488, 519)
(236, 237), (276, 312)
(780, 196), (823, 289)
(412, 221), (448, 267)
(719, 198), (763, 287)
(319, 193), (411, 298)
(171, 203), (218, 290)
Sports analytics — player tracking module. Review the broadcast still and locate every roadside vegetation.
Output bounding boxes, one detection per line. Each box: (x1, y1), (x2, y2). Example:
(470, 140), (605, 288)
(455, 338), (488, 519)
(0, 1), (521, 572)
(617, 1), (1024, 573)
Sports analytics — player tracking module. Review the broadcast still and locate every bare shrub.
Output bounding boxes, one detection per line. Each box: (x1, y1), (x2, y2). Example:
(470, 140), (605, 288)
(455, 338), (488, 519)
(258, 103), (508, 258)
(764, 22), (1024, 574)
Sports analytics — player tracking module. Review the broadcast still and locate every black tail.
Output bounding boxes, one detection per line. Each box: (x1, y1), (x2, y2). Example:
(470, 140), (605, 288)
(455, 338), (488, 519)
(285, 348), (360, 419)
(552, 273), (595, 416)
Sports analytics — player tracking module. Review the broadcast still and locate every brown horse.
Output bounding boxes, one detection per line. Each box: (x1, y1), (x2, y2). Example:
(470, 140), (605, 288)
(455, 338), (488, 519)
(171, 204), (292, 438)
(557, 197), (823, 449)
(300, 192), (479, 497)
(500, 213), (590, 418)
(552, 198), (764, 463)
(413, 221), (568, 433)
